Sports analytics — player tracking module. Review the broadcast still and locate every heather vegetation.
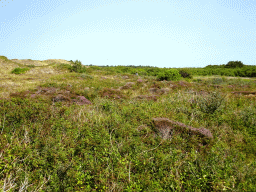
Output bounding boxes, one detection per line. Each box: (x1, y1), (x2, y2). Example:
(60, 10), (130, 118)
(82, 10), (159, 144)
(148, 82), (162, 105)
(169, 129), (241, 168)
(0, 56), (256, 191)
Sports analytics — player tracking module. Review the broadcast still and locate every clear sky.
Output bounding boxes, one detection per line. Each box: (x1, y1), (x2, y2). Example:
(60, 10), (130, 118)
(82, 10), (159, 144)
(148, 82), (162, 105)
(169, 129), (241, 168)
(1, 0), (256, 68)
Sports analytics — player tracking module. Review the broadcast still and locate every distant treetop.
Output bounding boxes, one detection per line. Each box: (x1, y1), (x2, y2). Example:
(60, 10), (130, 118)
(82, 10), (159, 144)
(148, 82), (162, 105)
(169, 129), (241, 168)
(225, 60), (244, 68)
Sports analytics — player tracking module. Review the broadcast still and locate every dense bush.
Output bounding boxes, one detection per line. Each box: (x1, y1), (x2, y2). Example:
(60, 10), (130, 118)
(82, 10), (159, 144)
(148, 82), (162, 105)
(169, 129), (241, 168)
(157, 69), (181, 81)
(225, 60), (244, 68)
(11, 67), (30, 74)
(145, 67), (162, 76)
(234, 67), (256, 77)
(187, 66), (256, 77)
(70, 60), (87, 73)
(178, 69), (193, 79)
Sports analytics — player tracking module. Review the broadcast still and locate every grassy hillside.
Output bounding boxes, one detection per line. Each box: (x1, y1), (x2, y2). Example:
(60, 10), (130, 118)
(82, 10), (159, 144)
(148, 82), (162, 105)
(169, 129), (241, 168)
(0, 56), (255, 191)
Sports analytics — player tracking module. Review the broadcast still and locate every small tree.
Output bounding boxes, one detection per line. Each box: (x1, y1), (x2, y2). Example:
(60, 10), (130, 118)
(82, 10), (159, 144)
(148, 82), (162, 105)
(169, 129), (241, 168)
(225, 60), (244, 68)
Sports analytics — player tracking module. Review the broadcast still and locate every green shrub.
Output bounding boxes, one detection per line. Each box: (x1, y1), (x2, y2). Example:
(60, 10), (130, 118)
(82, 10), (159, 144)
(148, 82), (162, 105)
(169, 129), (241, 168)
(157, 69), (181, 81)
(225, 60), (244, 68)
(70, 60), (87, 73)
(233, 67), (256, 77)
(178, 69), (193, 79)
(220, 69), (235, 77)
(198, 92), (225, 114)
(146, 67), (161, 76)
(11, 67), (30, 74)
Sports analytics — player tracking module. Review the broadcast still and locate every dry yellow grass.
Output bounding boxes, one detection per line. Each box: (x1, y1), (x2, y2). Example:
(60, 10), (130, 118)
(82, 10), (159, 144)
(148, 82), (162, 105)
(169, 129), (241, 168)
(11, 58), (72, 66)
(0, 56), (72, 99)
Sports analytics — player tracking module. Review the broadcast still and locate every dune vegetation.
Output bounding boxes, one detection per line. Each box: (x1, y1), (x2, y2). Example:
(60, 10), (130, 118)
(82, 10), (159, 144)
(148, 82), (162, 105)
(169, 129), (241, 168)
(0, 56), (255, 191)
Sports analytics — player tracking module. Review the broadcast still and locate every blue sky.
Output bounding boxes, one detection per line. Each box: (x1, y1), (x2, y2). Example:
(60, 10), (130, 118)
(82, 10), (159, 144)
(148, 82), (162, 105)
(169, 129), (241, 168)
(1, 0), (256, 68)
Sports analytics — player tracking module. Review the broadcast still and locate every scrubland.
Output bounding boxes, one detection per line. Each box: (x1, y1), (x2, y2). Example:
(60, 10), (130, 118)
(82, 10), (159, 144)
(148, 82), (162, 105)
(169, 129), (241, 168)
(0, 56), (255, 191)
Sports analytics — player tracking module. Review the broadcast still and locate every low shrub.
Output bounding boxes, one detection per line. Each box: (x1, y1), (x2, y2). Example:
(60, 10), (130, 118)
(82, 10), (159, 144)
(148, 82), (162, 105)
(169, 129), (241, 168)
(146, 67), (162, 76)
(157, 69), (181, 81)
(70, 60), (87, 73)
(11, 67), (30, 74)
(197, 92), (226, 114)
(178, 69), (193, 79)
